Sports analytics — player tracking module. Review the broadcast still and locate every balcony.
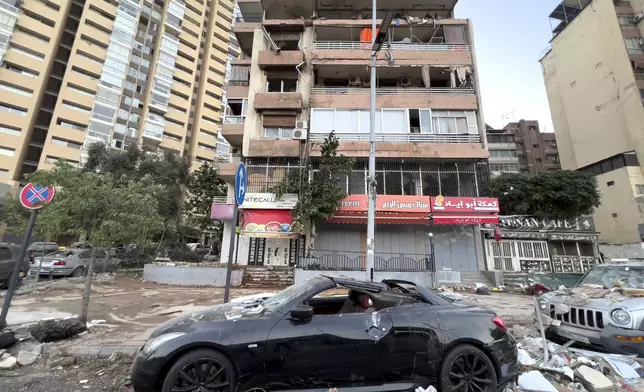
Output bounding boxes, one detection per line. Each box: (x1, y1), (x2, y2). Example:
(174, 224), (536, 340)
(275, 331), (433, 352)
(258, 50), (305, 69)
(310, 133), (480, 144)
(313, 24), (471, 66)
(217, 153), (243, 182)
(221, 117), (244, 147)
(254, 92), (303, 111)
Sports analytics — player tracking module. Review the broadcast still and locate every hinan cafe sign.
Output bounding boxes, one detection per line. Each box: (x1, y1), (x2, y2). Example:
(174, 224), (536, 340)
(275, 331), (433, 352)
(497, 216), (596, 233)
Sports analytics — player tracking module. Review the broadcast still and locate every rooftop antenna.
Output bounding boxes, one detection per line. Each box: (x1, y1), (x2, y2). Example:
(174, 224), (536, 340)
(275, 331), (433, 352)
(502, 110), (516, 125)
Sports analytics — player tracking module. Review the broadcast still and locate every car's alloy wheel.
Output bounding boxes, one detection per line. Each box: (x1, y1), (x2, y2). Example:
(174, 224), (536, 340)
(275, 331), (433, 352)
(163, 349), (235, 392)
(439, 345), (497, 392)
(72, 267), (85, 277)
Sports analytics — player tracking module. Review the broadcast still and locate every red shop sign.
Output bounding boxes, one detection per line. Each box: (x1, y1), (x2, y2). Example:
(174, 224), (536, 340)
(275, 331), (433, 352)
(430, 196), (500, 213)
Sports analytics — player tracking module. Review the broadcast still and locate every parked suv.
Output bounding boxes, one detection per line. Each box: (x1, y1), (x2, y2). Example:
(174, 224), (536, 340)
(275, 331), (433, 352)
(538, 261), (644, 356)
(0, 243), (30, 288)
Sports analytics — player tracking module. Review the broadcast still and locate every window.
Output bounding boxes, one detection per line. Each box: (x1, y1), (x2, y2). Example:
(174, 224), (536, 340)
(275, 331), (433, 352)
(57, 119), (87, 132)
(2, 63), (38, 78)
(532, 144), (539, 148)
(618, 14), (636, 26)
(0, 103), (27, 116)
(67, 84), (96, 97)
(489, 150), (517, 158)
(607, 181), (615, 186)
(489, 163), (519, 172)
(263, 127), (295, 139)
(10, 44), (44, 60)
(62, 101), (92, 114)
(431, 110), (478, 134)
(51, 137), (82, 150)
(0, 125), (20, 136)
(0, 146), (15, 156)
(625, 38), (644, 54)
(536, 157), (542, 162)
(636, 184), (644, 195)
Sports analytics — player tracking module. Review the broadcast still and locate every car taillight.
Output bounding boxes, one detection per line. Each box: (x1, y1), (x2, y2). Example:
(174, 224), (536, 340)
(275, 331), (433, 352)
(54, 260), (66, 266)
(492, 316), (507, 332)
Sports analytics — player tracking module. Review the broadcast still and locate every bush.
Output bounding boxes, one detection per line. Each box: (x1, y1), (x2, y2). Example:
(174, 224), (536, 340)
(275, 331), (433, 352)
(168, 249), (203, 263)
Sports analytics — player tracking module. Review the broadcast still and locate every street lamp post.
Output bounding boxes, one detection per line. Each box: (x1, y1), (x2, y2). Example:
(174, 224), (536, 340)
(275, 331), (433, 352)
(365, 2), (393, 281)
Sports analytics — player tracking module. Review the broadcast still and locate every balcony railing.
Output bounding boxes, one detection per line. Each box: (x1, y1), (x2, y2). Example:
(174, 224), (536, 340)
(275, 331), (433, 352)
(215, 152), (243, 164)
(311, 87), (474, 95)
(310, 133), (481, 144)
(313, 41), (470, 51)
(224, 116), (245, 124)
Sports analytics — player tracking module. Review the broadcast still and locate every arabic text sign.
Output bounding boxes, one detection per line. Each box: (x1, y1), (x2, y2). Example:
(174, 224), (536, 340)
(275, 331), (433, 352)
(339, 195), (431, 213)
(431, 196), (500, 213)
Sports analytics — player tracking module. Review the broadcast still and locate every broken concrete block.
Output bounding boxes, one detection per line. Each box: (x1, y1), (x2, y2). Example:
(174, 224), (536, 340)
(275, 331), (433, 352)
(17, 344), (43, 366)
(518, 370), (558, 392)
(518, 348), (536, 366)
(575, 365), (613, 392)
(0, 356), (17, 369)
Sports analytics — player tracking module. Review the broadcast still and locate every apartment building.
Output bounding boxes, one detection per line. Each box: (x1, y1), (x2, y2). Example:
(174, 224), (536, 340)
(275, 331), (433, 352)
(0, 0), (235, 191)
(486, 120), (560, 177)
(218, 0), (501, 276)
(540, 0), (644, 247)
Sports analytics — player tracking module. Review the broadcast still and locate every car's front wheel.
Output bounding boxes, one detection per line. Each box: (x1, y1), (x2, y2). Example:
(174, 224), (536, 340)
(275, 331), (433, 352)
(438, 344), (497, 392)
(162, 348), (236, 392)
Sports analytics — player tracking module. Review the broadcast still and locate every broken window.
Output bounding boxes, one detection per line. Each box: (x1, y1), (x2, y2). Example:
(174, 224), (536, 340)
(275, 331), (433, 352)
(304, 285), (417, 316)
(267, 77), (298, 92)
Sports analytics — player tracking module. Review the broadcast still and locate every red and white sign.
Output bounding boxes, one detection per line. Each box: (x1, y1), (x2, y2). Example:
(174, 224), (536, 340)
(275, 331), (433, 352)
(20, 184), (55, 210)
(211, 204), (235, 220)
(431, 196), (500, 213)
(241, 209), (297, 238)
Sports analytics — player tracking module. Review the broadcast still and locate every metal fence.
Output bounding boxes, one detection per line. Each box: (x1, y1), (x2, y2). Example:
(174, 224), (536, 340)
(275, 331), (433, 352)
(313, 41), (470, 52)
(299, 250), (434, 271)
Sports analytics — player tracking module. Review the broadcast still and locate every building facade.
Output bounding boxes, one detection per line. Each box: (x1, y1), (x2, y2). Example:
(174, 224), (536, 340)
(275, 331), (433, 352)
(0, 0), (235, 190)
(486, 120), (560, 177)
(217, 0), (500, 278)
(540, 0), (644, 246)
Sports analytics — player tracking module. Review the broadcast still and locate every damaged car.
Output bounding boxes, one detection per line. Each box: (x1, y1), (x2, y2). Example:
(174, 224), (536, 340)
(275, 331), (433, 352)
(538, 261), (644, 356)
(130, 276), (517, 392)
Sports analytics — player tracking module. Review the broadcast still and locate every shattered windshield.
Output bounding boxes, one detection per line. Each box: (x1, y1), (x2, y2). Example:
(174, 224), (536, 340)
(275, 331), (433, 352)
(577, 265), (644, 289)
(262, 277), (327, 312)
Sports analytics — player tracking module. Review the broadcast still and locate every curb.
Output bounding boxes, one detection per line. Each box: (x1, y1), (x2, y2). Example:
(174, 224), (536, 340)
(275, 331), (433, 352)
(64, 345), (140, 358)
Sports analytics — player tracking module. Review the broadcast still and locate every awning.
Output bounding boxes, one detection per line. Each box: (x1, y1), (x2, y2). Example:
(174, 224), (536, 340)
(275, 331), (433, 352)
(240, 209), (297, 238)
(432, 214), (499, 225)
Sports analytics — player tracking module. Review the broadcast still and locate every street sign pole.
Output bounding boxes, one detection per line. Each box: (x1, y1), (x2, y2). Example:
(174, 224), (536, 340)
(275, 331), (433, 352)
(0, 209), (38, 329)
(224, 162), (247, 304)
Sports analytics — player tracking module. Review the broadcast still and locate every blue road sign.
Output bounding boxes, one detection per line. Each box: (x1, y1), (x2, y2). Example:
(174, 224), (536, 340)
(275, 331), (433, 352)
(234, 163), (247, 206)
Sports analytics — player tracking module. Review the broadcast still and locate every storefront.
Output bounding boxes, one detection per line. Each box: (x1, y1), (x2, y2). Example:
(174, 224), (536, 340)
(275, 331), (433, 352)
(308, 195), (500, 273)
(218, 193), (304, 266)
(482, 216), (601, 281)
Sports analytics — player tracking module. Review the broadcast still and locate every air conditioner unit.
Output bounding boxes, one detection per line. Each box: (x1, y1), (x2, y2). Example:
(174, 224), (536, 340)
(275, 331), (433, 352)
(635, 13), (644, 23)
(349, 76), (362, 87)
(293, 129), (307, 140)
(296, 120), (308, 129)
(399, 78), (412, 87)
(362, 77), (371, 87)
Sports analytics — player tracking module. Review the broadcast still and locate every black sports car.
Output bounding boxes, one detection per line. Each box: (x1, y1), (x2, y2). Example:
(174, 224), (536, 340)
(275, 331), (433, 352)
(129, 276), (518, 392)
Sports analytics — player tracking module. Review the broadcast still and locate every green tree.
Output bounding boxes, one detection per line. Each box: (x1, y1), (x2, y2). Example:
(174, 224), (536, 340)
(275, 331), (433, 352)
(83, 144), (191, 245)
(29, 163), (163, 323)
(185, 162), (227, 234)
(490, 170), (600, 218)
(0, 193), (48, 239)
(271, 132), (354, 240)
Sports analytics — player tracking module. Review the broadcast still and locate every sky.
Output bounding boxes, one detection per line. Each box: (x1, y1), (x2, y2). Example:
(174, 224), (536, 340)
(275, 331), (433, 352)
(454, 0), (562, 132)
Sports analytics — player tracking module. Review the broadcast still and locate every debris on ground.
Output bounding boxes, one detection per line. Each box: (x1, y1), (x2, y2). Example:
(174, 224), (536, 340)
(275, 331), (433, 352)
(0, 355), (17, 369)
(16, 344), (43, 366)
(30, 319), (86, 343)
(0, 330), (18, 349)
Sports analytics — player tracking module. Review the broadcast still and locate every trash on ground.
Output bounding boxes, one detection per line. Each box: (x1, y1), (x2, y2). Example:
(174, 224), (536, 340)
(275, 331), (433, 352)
(30, 318), (86, 343)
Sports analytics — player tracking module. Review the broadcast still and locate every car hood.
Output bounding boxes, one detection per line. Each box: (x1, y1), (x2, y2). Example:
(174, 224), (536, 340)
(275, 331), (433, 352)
(150, 300), (266, 338)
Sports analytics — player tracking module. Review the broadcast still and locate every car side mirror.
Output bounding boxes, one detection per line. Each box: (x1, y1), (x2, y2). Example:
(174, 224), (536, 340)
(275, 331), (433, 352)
(290, 305), (313, 321)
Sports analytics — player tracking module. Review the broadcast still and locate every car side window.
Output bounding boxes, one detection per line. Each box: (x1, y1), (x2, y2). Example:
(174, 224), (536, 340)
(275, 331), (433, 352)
(95, 250), (107, 258)
(306, 286), (377, 316)
(78, 251), (91, 260)
(0, 247), (13, 261)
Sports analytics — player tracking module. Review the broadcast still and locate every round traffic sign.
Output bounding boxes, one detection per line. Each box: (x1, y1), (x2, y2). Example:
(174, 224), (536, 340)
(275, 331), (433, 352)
(19, 183), (56, 210)
(234, 163), (247, 206)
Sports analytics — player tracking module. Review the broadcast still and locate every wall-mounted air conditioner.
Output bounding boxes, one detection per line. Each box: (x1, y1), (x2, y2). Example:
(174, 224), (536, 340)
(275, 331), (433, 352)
(362, 78), (371, 87)
(296, 120), (308, 129)
(635, 13), (644, 23)
(293, 129), (307, 140)
(399, 78), (412, 87)
(349, 77), (362, 86)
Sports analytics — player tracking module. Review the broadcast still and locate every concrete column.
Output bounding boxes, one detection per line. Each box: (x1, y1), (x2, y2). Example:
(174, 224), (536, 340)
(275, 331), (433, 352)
(473, 224), (486, 271)
(299, 26), (315, 125)
(242, 29), (270, 156)
(467, 20), (488, 149)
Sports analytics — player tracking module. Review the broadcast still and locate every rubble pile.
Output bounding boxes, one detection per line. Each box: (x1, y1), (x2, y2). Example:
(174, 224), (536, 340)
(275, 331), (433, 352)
(512, 326), (644, 392)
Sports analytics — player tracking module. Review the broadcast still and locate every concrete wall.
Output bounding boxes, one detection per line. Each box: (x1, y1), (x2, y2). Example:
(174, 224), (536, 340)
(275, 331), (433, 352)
(308, 141), (488, 159)
(295, 269), (436, 288)
(540, 0), (644, 245)
(143, 264), (244, 286)
(309, 93), (478, 110)
(600, 242), (644, 259)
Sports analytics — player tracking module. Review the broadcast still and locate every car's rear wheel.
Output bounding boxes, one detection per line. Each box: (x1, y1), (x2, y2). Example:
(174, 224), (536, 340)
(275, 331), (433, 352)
(71, 267), (85, 277)
(162, 348), (236, 392)
(438, 344), (497, 392)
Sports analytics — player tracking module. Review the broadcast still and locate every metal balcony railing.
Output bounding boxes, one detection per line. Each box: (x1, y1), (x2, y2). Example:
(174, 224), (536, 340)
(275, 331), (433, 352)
(212, 195), (234, 204)
(311, 87), (474, 95)
(313, 41), (470, 51)
(215, 153), (243, 164)
(223, 116), (245, 124)
(309, 133), (481, 144)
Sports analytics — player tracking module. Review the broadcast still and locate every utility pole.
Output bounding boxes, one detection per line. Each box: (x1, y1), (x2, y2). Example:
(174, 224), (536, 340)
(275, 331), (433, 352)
(366, 2), (393, 281)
